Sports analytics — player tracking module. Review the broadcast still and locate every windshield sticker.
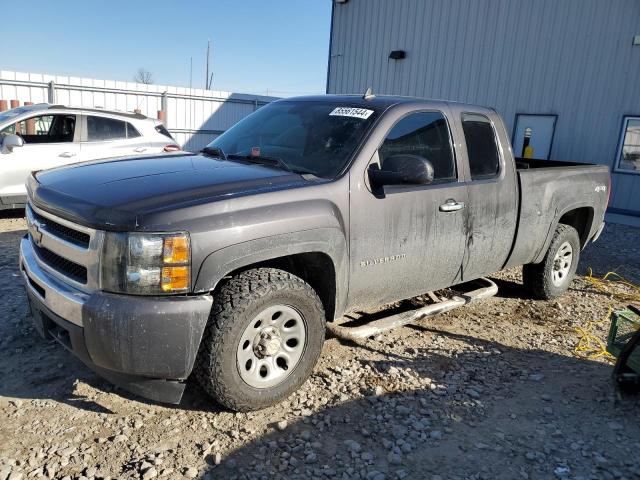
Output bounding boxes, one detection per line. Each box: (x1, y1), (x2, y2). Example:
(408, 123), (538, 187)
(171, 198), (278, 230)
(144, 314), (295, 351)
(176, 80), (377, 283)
(329, 107), (374, 120)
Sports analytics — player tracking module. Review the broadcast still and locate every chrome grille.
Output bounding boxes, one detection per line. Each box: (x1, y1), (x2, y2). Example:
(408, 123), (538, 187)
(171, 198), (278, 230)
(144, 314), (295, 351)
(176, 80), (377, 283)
(26, 203), (103, 291)
(30, 208), (90, 247)
(31, 243), (88, 284)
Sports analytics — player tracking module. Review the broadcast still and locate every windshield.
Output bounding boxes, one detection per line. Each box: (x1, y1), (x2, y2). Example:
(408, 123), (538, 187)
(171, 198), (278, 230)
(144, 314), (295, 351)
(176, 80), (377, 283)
(206, 101), (381, 178)
(0, 106), (37, 125)
(0, 106), (41, 140)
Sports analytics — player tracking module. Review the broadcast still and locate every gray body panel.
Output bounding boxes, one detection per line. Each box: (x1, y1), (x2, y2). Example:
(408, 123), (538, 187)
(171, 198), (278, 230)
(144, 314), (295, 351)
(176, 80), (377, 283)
(506, 161), (610, 268)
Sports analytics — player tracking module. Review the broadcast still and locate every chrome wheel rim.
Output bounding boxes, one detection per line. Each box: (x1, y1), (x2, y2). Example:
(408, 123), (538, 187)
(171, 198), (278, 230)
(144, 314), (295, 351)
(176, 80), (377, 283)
(237, 305), (306, 389)
(551, 241), (573, 287)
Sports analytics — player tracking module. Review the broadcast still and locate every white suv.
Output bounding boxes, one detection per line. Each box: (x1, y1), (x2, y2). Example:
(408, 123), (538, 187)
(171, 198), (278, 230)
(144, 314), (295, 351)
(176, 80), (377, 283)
(0, 104), (180, 209)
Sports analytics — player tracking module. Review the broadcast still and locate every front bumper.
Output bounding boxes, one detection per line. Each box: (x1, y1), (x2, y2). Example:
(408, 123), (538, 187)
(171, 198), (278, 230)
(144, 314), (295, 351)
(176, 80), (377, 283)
(19, 235), (213, 404)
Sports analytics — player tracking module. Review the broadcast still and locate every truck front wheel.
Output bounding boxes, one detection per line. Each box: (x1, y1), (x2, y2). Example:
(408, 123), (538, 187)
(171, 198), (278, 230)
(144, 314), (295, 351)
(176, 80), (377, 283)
(195, 268), (325, 411)
(523, 224), (581, 300)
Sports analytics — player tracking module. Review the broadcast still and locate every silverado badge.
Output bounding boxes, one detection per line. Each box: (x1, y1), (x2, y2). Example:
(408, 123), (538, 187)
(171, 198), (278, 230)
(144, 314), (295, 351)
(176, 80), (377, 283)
(360, 254), (406, 268)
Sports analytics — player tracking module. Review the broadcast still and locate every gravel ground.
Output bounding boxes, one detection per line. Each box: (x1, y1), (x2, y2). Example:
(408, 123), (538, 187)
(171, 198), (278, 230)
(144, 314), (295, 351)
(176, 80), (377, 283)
(1, 212), (639, 480)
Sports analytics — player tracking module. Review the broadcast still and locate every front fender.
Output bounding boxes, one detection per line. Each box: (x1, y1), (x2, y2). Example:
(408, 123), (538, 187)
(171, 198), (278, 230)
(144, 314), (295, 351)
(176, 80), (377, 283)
(193, 227), (348, 316)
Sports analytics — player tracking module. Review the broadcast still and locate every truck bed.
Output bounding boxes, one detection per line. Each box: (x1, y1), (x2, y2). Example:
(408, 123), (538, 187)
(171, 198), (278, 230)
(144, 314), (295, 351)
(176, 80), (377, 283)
(504, 159), (610, 269)
(515, 157), (591, 169)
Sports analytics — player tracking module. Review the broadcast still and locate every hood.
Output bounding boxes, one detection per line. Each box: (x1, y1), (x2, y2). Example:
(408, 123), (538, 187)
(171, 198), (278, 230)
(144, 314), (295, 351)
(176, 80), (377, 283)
(29, 153), (311, 230)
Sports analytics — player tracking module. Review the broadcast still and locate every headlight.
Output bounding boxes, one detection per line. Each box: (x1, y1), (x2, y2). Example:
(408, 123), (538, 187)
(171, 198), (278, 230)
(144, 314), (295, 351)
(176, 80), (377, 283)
(101, 232), (191, 295)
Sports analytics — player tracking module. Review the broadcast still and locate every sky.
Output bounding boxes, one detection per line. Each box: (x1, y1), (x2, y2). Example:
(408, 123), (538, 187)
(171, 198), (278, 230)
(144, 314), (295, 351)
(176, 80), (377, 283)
(0, 0), (332, 96)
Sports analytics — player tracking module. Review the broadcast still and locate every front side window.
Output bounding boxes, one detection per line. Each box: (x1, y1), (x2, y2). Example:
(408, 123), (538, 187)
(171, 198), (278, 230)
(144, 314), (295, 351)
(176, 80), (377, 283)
(461, 113), (500, 180)
(379, 111), (456, 183)
(87, 116), (126, 141)
(616, 117), (640, 173)
(0, 114), (75, 143)
(207, 101), (381, 178)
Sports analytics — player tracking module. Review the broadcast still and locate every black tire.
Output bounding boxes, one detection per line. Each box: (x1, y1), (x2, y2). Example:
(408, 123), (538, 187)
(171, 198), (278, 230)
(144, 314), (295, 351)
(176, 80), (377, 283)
(195, 268), (325, 411)
(522, 224), (581, 300)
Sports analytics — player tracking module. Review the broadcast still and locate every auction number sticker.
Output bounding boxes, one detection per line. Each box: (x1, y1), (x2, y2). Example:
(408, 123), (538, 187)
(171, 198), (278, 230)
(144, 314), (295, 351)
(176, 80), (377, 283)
(329, 107), (374, 119)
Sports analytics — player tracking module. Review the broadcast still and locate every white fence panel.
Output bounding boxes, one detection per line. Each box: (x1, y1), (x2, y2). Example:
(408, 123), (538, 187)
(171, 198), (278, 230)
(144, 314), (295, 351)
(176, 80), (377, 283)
(0, 70), (276, 151)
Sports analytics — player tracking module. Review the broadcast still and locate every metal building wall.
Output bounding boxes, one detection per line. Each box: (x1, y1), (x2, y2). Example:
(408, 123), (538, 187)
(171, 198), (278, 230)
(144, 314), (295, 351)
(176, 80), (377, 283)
(0, 70), (276, 152)
(327, 0), (640, 215)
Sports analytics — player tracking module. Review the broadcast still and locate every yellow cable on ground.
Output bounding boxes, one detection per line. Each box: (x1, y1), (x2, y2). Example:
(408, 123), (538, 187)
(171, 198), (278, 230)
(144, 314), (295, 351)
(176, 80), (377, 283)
(573, 305), (615, 361)
(585, 268), (640, 303)
(572, 269), (640, 362)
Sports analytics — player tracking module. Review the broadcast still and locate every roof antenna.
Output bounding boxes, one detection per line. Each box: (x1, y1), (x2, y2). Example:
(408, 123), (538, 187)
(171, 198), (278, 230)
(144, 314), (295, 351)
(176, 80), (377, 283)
(363, 87), (375, 101)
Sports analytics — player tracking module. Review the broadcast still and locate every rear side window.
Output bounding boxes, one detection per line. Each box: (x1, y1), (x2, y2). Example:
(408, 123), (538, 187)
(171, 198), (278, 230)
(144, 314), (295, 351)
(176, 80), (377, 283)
(126, 123), (141, 139)
(87, 116), (126, 141)
(155, 124), (174, 140)
(461, 113), (500, 179)
(379, 111), (456, 182)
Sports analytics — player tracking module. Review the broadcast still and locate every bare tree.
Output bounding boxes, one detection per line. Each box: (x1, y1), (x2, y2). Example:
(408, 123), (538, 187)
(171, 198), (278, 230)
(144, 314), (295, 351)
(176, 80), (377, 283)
(133, 68), (154, 84)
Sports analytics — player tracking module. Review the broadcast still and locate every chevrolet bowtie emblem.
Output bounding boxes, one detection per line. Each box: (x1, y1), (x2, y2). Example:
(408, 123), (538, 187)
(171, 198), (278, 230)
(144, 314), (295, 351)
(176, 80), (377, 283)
(31, 220), (45, 247)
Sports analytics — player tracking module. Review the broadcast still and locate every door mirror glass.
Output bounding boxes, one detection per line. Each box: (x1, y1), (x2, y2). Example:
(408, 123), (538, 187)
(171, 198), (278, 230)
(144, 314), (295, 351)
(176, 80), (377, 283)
(369, 154), (434, 187)
(1, 133), (24, 153)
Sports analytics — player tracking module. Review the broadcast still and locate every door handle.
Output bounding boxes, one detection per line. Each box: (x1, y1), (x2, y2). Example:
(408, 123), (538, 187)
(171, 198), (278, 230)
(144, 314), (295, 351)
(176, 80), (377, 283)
(439, 199), (465, 212)
(59, 152), (76, 158)
(134, 147), (147, 153)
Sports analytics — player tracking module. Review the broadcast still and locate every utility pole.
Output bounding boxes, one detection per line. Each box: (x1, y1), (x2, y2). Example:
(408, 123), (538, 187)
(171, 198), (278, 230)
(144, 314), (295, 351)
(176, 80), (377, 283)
(189, 57), (193, 89)
(205, 39), (211, 90)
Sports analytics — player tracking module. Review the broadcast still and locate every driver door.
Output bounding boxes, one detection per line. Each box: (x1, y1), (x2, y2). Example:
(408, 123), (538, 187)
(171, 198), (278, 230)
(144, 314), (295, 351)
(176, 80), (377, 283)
(347, 110), (468, 310)
(0, 113), (79, 203)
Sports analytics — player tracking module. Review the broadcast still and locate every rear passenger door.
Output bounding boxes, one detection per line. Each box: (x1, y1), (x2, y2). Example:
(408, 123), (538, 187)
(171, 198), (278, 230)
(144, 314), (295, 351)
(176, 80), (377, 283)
(452, 109), (518, 280)
(348, 109), (469, 310)
(78, 115), (148, 162)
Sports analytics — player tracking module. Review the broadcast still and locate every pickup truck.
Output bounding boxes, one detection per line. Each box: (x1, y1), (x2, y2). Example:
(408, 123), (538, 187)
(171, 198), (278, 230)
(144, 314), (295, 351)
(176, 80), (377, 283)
(19, 94), (610, 411)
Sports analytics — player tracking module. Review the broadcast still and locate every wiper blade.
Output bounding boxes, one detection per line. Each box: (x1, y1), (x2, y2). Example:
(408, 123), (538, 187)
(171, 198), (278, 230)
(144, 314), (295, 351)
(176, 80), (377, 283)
(227, 153), (293, 173)
(200, 146), (227, 160)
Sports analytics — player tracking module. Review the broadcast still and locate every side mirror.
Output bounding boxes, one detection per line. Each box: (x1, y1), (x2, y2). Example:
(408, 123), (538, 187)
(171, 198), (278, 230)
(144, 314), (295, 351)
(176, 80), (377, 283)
(1, 133), (24, 153)
(368, 154), (434, 188)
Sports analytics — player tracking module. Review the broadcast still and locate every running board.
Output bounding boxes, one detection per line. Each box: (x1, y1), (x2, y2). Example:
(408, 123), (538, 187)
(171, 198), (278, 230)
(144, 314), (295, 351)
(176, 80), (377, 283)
(327, 278), (498, 341)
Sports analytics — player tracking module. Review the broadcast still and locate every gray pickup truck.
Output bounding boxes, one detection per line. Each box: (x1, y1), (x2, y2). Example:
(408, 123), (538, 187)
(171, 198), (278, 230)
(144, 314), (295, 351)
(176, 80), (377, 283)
(19, 94), (609, 411)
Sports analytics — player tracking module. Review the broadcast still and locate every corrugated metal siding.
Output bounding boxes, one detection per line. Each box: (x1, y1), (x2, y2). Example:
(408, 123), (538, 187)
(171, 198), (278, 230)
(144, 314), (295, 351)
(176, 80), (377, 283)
(0, 70), (276, 152)
(327, 0), (640, 213)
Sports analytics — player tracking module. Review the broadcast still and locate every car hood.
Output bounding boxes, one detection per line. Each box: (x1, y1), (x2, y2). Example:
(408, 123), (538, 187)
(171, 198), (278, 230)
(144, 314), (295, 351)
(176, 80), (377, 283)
(29, 153), (312, 230)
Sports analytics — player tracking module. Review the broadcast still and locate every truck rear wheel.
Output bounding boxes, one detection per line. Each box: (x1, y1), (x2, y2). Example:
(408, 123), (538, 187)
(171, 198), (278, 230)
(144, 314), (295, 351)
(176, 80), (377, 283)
(195, 268), (325, 411)
(522, 224), (580, 300)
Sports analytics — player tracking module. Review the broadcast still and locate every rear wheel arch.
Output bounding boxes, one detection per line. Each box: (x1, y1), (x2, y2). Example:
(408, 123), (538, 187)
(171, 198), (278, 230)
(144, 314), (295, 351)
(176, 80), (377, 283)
(532, 205), (595, 264)
(557, 206), (594, 249)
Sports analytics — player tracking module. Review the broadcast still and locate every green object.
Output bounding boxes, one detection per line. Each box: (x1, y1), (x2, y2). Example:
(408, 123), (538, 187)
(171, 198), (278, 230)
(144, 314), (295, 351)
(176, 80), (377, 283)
(607, 308), (640, 374)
